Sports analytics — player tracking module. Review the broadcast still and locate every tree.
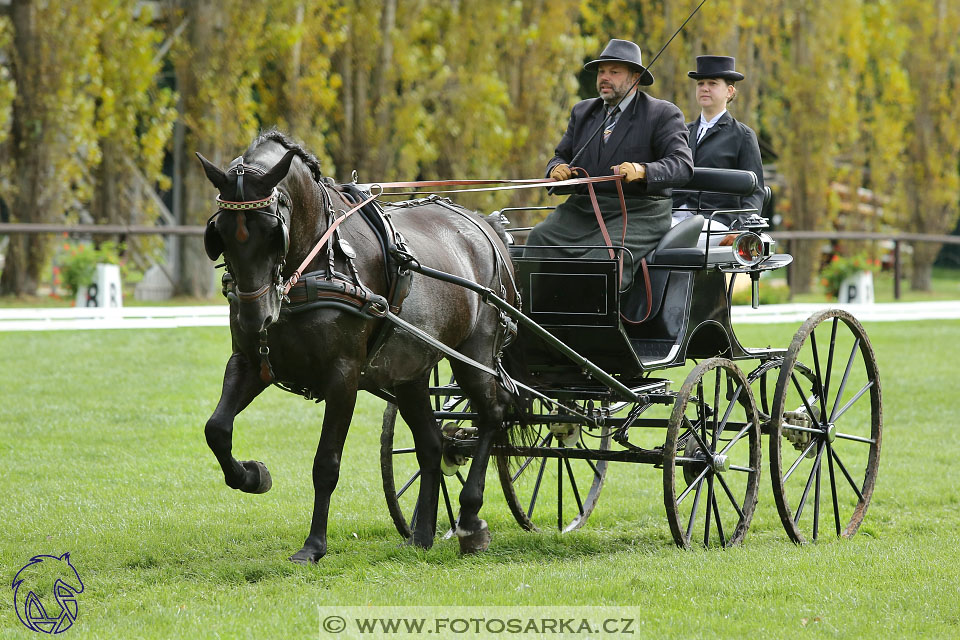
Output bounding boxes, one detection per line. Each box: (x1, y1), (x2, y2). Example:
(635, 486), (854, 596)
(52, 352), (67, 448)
(1, 0), (101, 295)
(897, 0), (960, 290)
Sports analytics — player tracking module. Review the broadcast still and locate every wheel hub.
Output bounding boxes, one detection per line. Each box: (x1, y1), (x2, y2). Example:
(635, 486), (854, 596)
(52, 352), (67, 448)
(825, 423), (837, 443)
(548, 421), (580, 447)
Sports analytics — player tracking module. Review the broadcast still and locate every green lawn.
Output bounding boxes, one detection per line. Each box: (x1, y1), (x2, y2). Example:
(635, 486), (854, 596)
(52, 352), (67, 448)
(2, 320), (958, 638)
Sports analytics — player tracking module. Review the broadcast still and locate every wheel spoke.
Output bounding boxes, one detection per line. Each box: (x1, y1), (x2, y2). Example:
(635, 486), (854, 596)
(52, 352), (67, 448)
(684, 416), (713, 456)
(527, 454), (549, 519)
(557, 458), (563, 531)
(832, 381), (874, 424)
(716, 383), (745, 439)
(794, 443), (824, 524)
(677, 466), (710, 504)
(827, 441), (841, 536)
(511, 433), (552, 482)
(790, 372), (820, 422)
(823, 318), (839, 417)
(704, 474), (714, 546)
(829, 337), (861, 423)
(396, 469), (421, 500)
(685, 477), (705, 540)
(563, 457), (585, 517)
(711, 484), (727, 547)
(810, 327), (828, 423)
(718, 420), (754, 457)
(712, 369), (722, 448)
(831, 447), (865, 502)
(783, 438), (819, 483)
(813, 454), (822, 541)
(440, 476), (456, 531)
(715, 473), (746, 519)
(834, 431), (876, 444)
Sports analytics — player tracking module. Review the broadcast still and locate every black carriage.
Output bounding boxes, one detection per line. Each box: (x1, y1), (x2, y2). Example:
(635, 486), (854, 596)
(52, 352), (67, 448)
(382, 167), (882, 548)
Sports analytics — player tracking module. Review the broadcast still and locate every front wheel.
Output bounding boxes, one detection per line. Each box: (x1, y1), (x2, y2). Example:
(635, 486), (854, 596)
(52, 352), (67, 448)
(663, 358), (761, 548)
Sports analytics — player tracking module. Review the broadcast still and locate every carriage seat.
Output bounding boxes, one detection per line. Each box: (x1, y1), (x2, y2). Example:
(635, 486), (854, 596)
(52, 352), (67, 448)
(645, 214), (704, 265)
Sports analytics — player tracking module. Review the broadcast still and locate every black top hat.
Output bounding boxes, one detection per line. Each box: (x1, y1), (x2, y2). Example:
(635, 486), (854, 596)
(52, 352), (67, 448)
(688, 55), (744, 81)
(584, 39), (654, 86)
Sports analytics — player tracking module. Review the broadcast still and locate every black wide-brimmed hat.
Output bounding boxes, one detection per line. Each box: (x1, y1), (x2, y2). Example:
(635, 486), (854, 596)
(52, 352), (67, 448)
(688, 55), (744, 81)
(584, 39), (654, 86)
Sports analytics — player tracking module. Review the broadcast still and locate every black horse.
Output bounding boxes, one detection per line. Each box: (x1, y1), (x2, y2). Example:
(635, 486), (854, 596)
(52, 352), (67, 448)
(197, 131), (517, 563)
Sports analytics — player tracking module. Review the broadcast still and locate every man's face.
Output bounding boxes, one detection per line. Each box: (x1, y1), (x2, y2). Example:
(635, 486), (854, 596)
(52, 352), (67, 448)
(596, 62), (640, 105)
(696, 78), (733, 111)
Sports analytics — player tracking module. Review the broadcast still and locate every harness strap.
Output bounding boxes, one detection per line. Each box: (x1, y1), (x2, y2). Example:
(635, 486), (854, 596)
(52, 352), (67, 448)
(576, 167), (654, 325)
(282, 190), (380, 295)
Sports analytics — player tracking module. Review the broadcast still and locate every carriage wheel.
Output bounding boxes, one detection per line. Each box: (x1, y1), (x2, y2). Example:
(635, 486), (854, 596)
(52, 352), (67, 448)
(664, 358), (761, 548)
(496, 399), (610, 532)
(380, 401), (463, 540)
(770, 309), (881, 544)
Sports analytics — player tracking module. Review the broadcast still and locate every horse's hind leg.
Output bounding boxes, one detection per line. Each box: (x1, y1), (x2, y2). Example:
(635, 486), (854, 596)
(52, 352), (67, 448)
(393, 376), (442, 549)
(205, 352), (271, 493)
(449, 362), (506, 554)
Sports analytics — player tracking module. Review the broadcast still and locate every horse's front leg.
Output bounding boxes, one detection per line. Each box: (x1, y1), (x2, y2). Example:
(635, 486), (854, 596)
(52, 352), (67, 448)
(205, 352), (271, 493)
(289, 378), (358, 565)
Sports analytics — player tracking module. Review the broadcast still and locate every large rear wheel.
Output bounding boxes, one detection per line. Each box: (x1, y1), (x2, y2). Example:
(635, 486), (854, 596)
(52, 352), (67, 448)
(770, 309), (882, 543)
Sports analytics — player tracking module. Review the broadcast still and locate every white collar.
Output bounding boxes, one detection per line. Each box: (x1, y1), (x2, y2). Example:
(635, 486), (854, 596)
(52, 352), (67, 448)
(699, 109), (727, 128)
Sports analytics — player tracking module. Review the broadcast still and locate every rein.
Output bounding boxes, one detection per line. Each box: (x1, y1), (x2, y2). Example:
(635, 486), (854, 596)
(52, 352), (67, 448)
(281, 188), (381, 296)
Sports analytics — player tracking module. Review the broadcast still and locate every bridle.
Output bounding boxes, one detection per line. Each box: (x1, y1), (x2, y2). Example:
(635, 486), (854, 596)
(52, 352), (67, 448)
(206, 158), (291, 307)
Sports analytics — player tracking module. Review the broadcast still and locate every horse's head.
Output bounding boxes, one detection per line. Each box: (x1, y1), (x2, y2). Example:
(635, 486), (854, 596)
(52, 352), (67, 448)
(197, 148), (297, 335)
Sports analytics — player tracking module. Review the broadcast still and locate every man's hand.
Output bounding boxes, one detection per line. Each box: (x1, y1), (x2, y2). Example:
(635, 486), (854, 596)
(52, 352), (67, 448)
(550, 163), (573, 181)
(612, 162), (646, 183)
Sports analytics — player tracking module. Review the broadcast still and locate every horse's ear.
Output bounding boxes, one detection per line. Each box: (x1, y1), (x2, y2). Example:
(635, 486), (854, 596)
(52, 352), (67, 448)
(196, 152), (229, 192)
(262, 149), (298, 190)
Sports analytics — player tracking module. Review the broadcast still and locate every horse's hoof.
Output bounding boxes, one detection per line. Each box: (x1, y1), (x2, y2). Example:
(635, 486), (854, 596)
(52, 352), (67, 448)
(456, 520), (491, 554)
(239, 460), (272, 494)
(289, 546), (324, 565)
(402, 535), (434, 550)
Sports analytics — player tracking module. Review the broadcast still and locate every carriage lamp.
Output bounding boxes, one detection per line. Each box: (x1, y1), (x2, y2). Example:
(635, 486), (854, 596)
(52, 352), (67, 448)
(733, 232), (765, 268)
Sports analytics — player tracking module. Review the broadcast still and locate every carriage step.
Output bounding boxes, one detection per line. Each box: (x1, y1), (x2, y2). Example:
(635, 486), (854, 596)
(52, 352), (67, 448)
(630, 338), (675, 362)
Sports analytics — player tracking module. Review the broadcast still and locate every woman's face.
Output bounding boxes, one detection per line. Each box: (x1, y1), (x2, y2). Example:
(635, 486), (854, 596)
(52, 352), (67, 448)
(697, 78), (734, 112)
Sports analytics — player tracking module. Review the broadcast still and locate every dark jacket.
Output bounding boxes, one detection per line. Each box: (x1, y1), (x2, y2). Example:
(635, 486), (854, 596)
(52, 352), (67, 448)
(546, 92), (693, 197)
(673, 111), (764, 221)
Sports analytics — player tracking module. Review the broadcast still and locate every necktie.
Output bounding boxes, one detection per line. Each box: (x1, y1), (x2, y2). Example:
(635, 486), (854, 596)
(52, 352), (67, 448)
(697, 124), (707, 142)
(603, 107), (621, 143)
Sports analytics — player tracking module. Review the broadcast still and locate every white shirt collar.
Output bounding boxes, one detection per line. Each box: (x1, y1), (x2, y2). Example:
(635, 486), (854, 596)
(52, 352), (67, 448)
(699, 109), (727, 129)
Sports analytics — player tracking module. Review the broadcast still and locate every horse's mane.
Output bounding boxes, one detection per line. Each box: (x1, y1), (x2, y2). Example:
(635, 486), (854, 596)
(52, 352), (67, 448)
(249, 129), (326, 184)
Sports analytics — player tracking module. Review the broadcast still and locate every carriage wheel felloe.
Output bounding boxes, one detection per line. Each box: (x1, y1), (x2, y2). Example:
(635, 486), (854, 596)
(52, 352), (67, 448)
(663, 358), (761, 548)
(497, 399), (610, 533)
(770, 309), (882, 544)
(380, 402), (463, 540)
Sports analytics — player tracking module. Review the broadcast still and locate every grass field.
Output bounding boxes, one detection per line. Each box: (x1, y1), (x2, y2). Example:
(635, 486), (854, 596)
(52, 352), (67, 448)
(2, 319), (959, 638)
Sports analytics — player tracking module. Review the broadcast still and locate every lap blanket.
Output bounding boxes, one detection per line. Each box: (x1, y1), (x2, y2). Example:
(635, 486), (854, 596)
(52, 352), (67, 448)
(524, 194), (671, 290)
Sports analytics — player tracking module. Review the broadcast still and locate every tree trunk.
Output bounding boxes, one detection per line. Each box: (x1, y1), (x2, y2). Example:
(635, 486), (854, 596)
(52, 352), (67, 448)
(172, 0), (219, 297)
(1, 0), (49, 296)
